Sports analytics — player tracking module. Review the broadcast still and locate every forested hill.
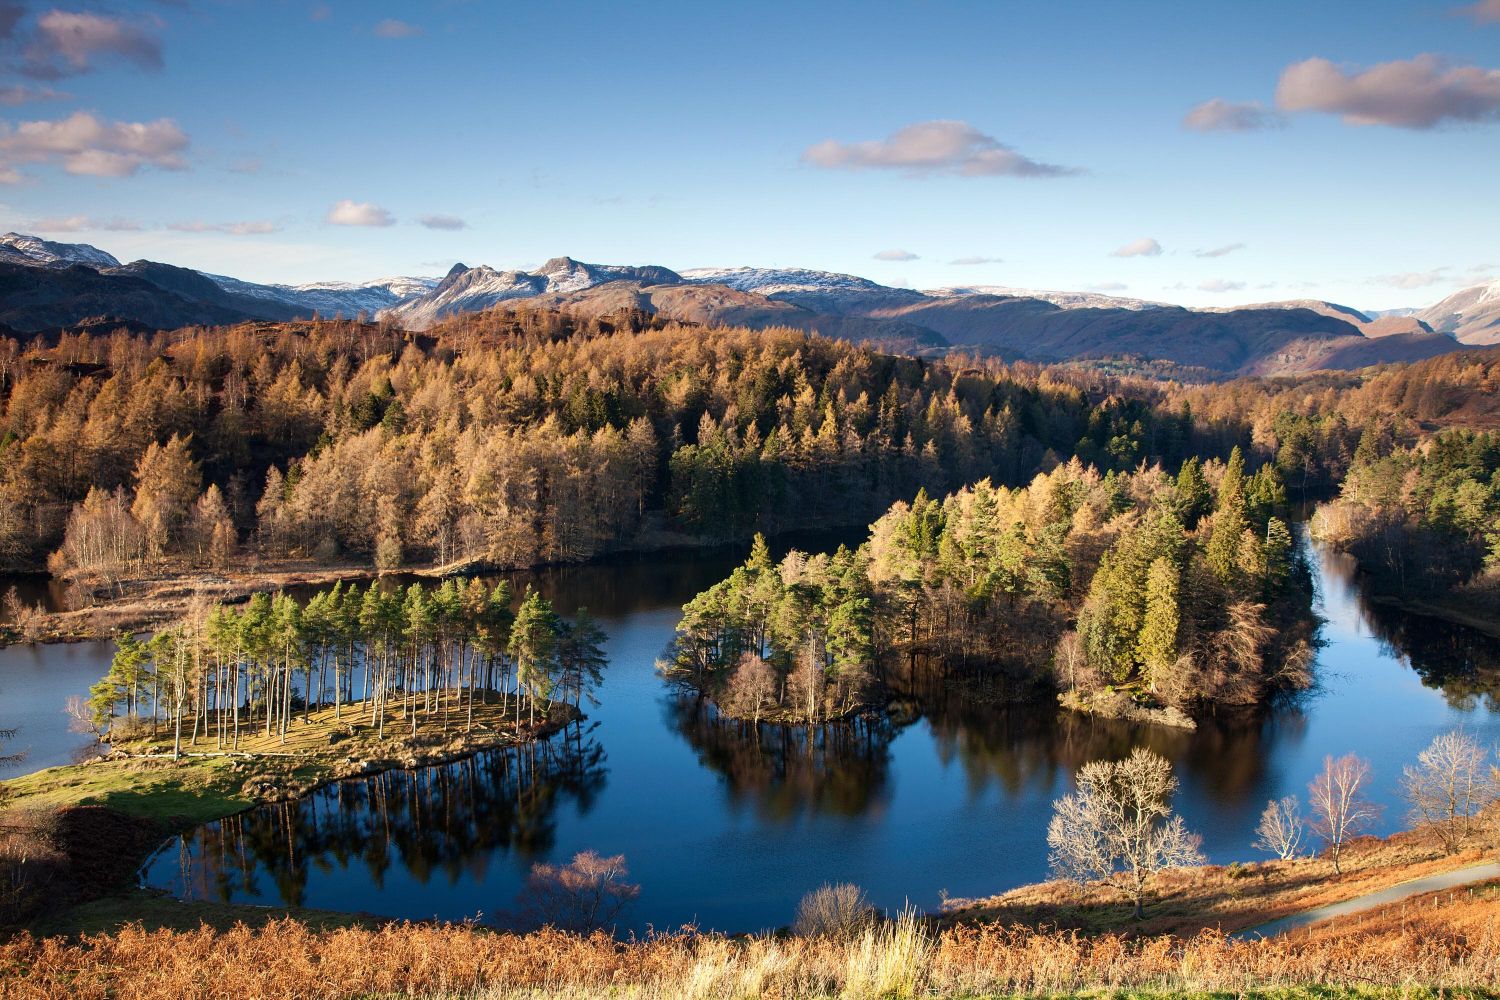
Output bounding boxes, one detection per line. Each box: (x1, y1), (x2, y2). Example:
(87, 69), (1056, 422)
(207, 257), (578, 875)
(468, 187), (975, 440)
(1, 309), (1203, 576)
(4, 309), (1495, 583)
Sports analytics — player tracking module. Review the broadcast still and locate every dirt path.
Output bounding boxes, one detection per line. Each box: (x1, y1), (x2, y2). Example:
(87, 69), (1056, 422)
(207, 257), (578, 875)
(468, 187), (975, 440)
(1232, 861), (1500, 939)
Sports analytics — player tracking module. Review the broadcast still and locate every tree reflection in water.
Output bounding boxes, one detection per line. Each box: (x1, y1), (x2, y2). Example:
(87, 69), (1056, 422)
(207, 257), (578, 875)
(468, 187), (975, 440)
(1360, 601), (1500, 712)
(170, 730), (608, 909)
(665, 694), (898, 820)
(667, 659), (1327, 823)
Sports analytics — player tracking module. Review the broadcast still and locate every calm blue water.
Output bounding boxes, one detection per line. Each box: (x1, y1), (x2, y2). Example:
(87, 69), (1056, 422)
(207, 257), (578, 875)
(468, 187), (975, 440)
(4, 534), (1498, 933)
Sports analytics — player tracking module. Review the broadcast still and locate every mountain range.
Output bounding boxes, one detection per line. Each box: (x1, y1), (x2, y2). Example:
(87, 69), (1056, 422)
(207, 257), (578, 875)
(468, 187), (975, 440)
(0, 230), (1490, 376)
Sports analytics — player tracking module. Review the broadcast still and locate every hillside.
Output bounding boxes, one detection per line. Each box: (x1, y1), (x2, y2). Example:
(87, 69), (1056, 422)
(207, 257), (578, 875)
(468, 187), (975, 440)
(1417, 279), (1500, 345)
(0, 232), (1471, 375)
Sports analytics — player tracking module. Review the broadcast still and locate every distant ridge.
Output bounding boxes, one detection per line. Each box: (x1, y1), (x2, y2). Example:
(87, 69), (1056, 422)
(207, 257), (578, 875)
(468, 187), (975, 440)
(0, 232), (1472, 375)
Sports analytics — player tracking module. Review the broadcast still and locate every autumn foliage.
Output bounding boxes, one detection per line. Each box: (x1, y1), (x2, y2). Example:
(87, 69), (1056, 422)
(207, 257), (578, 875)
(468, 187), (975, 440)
(2, 895), (1498, 999)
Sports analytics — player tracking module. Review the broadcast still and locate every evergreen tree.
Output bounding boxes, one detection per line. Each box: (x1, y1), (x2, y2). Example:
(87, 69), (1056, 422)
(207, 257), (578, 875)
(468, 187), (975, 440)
(1136, 556), (1180, 690)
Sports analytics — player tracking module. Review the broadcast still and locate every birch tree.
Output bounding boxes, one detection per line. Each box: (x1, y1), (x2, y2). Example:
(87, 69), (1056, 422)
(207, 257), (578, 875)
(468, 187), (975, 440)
(1047, 748), (1204, 918)
(1308, 753), (1380, 874)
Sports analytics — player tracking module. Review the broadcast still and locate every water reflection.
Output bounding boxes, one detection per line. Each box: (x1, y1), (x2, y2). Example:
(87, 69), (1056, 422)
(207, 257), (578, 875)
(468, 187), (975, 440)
(665, 694), (898, 820)
(1361, 604), (1500, 712)
(46, 530), (1500, 932)
(165, 732), (607, 910)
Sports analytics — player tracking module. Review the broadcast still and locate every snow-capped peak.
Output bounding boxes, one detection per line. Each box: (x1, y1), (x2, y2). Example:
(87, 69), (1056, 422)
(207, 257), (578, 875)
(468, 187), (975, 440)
(0, 232), (120, 269)
(924, 284), (1166, 311)
(681, 266), (928, 313)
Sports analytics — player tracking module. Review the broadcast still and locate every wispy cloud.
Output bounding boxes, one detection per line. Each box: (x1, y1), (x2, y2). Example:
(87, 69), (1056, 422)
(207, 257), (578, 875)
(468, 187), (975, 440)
(803, 120), (1079, 178)
(1111, 237), (1162, 258)
(1182, 99), (1281, 132)
(1372, 268), (1450, 289)
(417, 213), (467, 231)
(873, 248), (918, 261)
(0, 111), (188, 180)
(22, 11), (164, 79)
(373, 18), (421, 38)
(1198, 278), (1245, 292)
(1195, 243), (1245, 258)
(167, 219), (280, 235)
(326, 199), (395, 226)
(1276, 54), (1500, 128)
(0, 84), (67, 106)
(30, 214), (142, 232)
(1456, 0), (1500, 23)
(949, 255), (1003, 265)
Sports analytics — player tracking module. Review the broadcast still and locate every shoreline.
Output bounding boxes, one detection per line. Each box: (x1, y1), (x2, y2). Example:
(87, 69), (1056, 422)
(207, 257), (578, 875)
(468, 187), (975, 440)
(0, 521), (873, 648)
(1367, 592), (1500, 640)
(0, 694), (581, 928)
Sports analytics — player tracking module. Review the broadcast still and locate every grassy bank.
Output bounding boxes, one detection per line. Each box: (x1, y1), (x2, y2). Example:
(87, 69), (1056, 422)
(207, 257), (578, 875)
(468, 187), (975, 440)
(3, 885), (1497, 999)
(0, 694), (579, 932)
(2, 693), (576, 823)
(942, 818), (1498, 938)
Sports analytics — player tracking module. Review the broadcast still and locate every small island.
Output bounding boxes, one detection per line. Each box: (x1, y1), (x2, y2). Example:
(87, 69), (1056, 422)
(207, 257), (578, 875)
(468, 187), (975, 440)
(1, 577), (604, 911)
(664, 448), (1315, 730)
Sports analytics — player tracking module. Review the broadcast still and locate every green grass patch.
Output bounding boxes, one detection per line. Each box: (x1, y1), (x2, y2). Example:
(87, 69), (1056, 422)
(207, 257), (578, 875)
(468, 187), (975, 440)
(31, 888), (384, 937)
(1, 755), (255, 824)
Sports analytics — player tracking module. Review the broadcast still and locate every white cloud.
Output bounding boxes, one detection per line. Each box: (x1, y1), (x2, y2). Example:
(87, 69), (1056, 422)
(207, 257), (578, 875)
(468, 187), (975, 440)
(1198, 278), (1246, 293)
(802, 119), (1078, 178)
(1372, 269), (1450, 289)
(168, 219), (280, 235)
(24, 11), (163, 78)
(1182, 99), (1281, 132)
(0, 111), (188, 180)
(1276, 54), (1500, 129)
(873, 248), (918, 261)
(1195, 243), (1246, 258)
(30, 214), (142, 232)
(1111, 237), (1162, 258)
(373, 18), (421, 38)
(326, 199), (395, 227)
(417, 213), (467, 231)
(949, 255), (1003, 265)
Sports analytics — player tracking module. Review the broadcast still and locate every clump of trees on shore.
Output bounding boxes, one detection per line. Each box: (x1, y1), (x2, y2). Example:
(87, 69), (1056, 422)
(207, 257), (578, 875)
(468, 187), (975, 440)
(1251, 731), (1500, 867)
(1314, 427), (1500, 614)
(86, 579), (605, 756)
(666, 448), (1312, 722)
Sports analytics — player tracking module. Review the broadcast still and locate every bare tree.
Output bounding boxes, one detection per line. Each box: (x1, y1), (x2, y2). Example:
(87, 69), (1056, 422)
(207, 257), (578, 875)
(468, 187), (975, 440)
(1252, 795), (1305, 860)
(1307, 753), (1381, 874)
(793, 882), (874, 939)
(517, 850), (640, 933)
(1401, 731), (1495, 854)
(723, 652), (778, 724)
(789, 643), (825, 724)
(1046, 748), (1204, 919)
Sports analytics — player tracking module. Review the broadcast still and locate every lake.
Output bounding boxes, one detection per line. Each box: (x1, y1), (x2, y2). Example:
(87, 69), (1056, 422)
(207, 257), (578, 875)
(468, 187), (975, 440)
(3, 531), (1498, 934)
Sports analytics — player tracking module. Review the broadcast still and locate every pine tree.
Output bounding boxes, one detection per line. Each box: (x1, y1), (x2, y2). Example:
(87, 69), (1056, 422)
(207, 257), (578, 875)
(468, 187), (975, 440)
(1206, 447), (1249, 586)
(1136, 557), (1180, 692)
(509, 587), (561, 726)
(1173, 457), (1212, 529)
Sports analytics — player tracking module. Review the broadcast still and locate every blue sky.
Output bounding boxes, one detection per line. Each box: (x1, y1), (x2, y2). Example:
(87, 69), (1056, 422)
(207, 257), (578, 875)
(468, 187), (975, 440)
(0, 0), (1496, 309)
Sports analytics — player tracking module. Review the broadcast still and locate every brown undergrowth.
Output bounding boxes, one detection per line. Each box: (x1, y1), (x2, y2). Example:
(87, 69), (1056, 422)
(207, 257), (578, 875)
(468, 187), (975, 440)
(941, 817), (1498, 937)
(2, 886), (1497, 1000)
